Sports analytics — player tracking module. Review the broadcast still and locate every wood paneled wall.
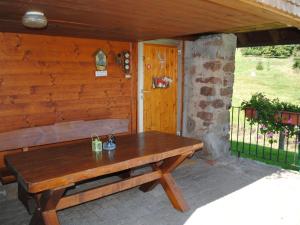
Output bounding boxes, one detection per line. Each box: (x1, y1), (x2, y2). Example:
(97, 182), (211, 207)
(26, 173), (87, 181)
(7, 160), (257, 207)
(0, 33), (137, 135)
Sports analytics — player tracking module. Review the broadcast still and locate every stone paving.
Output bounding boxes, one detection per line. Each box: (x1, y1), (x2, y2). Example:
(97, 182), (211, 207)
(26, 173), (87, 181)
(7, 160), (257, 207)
(1, 157), (299, 225)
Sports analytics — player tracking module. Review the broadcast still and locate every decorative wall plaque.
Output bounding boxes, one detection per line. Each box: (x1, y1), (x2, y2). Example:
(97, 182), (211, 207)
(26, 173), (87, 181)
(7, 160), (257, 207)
(95, 50), (107, 71)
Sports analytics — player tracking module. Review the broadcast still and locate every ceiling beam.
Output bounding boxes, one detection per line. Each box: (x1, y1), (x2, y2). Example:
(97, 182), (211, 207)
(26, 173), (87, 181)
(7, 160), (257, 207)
(236, 27), (300, 47)
(177, 28), (300, 47)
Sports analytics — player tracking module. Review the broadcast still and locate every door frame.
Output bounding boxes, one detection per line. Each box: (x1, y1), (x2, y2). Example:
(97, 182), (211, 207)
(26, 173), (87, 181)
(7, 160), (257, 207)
(137, 40), (184, 134)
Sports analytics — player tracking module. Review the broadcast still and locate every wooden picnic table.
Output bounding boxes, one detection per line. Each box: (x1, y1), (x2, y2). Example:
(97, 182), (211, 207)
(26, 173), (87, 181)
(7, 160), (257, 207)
(5, 131), (203, 225)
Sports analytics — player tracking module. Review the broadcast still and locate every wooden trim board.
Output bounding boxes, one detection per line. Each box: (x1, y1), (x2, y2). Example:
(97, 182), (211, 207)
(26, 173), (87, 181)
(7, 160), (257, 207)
(56, 170), (162, 210)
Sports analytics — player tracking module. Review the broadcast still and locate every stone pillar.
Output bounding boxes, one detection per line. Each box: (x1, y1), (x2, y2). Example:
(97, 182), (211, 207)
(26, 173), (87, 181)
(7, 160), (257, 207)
(183, 34), (237, 159)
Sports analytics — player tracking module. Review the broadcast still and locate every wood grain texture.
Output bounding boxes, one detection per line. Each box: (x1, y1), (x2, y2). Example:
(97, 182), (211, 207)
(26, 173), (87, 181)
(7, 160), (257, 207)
(160, 172), (189, 212)
(5, 131), (203, 193)
(143, 44), (178, 134)
(0, 119), (128, 151)
(56, 170), (162, 210)
(0, 0), (291, 40)
(8, 132), (202, 224)
(209, 0), (300, 30)
(0, 32), (137, 169)
(140, 153), (191, 212)
(0, 33), (135, 133)
(130, 42), (138, 134)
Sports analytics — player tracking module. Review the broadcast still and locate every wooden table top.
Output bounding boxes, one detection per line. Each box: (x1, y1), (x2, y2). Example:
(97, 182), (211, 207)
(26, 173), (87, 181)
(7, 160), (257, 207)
(5, 131), (202, 193)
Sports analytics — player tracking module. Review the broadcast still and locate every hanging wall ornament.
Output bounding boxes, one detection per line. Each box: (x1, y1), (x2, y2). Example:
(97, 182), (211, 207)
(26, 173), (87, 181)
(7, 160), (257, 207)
(152, 76), (173, 89)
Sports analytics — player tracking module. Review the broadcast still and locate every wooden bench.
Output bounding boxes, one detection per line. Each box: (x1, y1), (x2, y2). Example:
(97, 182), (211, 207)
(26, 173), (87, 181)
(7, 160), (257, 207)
(0, 118), (129, 213)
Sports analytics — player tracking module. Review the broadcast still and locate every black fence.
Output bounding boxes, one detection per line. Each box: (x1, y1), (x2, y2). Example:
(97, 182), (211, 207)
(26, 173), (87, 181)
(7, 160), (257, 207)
(230, 106), (300, 171)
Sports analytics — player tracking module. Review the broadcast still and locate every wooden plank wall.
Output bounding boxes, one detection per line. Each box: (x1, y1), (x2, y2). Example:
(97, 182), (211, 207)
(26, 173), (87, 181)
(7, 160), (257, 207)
(0, 33), (137, 168)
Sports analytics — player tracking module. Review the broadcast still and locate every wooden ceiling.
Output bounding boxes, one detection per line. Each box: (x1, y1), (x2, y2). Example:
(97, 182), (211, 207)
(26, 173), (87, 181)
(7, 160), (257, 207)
(0, 0), (298, 41)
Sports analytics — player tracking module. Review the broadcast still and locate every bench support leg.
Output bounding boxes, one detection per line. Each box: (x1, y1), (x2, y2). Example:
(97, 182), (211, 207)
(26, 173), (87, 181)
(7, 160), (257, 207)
(18, 183), (36, 215)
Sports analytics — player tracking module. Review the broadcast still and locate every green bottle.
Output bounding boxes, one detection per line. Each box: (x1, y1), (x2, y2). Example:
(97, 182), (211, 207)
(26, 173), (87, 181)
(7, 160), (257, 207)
(92, 135), (102, 152)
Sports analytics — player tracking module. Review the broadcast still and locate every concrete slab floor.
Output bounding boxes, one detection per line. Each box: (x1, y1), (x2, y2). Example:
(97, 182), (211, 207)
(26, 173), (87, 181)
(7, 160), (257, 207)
(1, 156), (300, 225)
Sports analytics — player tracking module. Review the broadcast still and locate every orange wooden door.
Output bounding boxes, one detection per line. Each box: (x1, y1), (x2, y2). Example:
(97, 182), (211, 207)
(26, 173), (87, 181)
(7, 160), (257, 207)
(143, 44), (178, 134)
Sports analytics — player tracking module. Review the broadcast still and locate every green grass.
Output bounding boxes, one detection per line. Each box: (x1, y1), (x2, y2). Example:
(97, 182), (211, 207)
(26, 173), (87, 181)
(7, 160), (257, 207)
(231, 140), (300, 171)
(233, 49), (300, 107)
(231, 49), (300, 171)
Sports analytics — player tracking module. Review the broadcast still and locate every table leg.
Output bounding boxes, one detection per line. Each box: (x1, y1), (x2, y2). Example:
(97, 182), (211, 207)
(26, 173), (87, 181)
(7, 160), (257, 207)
(139, 152), (192, 212)
(29, 208), (45, 225)
(160, 173), (189, 212)
(30, 188), (65, 225)
(139, 153), (189, 192)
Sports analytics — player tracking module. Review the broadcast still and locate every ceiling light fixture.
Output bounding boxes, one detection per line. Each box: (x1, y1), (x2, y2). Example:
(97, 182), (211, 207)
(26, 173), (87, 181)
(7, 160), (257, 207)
(22, 11), (48, 29)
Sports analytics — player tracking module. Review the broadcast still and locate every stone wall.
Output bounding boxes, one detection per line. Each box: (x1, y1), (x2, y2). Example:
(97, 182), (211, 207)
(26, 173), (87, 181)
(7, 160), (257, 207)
(183, 34), (237, 159)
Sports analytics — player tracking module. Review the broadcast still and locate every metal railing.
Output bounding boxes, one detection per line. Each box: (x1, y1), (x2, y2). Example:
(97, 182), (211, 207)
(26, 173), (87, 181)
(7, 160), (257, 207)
(230, 106), (300, 171)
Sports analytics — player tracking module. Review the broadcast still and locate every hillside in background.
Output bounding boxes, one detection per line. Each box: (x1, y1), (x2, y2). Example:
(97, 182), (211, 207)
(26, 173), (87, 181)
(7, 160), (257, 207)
(232, 49), (300, 107)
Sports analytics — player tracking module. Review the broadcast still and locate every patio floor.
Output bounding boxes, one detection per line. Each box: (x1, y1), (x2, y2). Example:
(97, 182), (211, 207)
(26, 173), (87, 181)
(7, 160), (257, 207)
(1, 156), (300, 225)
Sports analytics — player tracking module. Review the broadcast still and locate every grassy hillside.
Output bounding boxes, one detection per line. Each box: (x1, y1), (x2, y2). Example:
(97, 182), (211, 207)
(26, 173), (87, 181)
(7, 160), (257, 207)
(231, 50), (300, 171)
(232, 49), (300, 107)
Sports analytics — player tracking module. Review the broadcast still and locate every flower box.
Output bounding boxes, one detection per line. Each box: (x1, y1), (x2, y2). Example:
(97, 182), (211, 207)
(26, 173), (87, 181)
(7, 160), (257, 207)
(244, 107), (257, 119)
(275, 111), (300, 126)
(244, 107), (300, 126)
